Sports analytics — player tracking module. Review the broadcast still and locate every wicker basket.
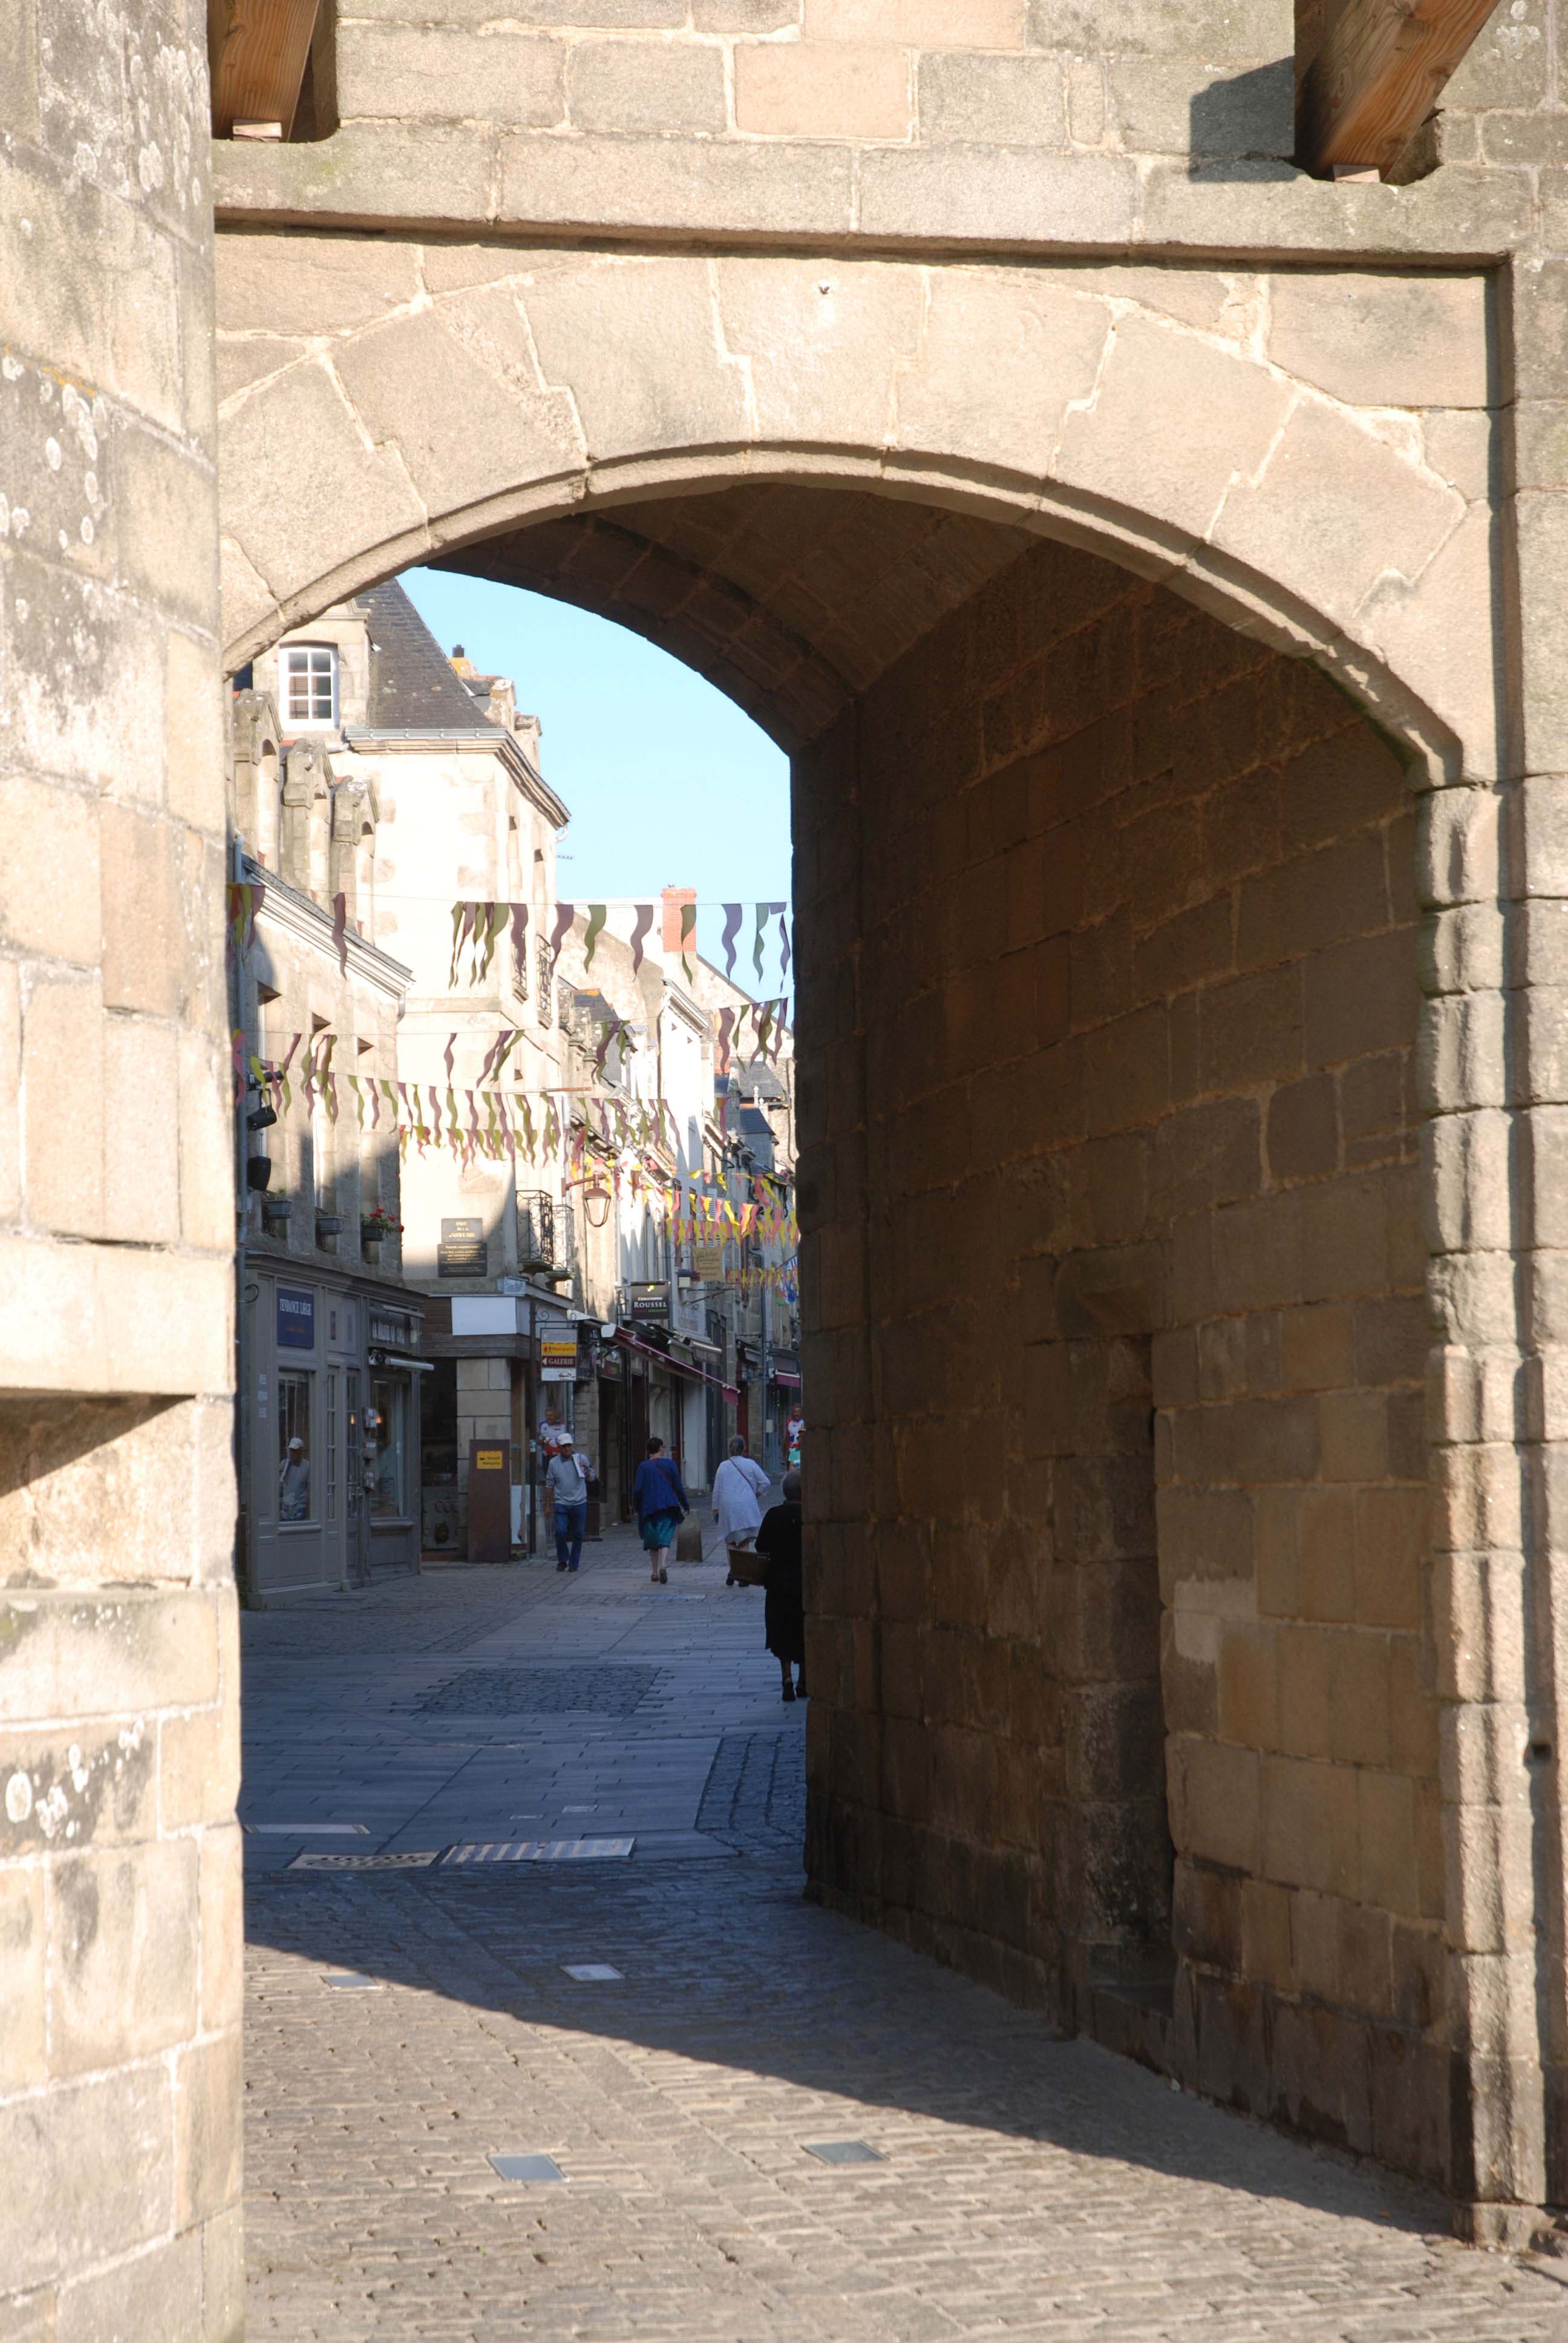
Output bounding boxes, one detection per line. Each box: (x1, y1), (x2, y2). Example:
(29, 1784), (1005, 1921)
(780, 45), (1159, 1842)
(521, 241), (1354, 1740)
(726, 1538), (767, 1588)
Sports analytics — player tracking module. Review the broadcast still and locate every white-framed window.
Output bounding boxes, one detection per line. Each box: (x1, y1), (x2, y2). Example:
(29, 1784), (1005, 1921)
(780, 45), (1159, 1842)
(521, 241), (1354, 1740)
(281, 643), (338, 729)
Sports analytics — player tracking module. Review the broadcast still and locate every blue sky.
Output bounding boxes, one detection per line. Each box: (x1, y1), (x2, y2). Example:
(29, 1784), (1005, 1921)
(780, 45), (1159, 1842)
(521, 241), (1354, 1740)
(403, 572), (792, 952)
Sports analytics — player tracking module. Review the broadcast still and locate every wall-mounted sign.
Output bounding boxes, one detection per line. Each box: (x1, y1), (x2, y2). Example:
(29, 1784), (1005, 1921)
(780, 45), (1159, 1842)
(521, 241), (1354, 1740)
(474, 1448), (505, 1470)
(276, 1287), (315, 1349)
(628, 1282), (668, 1322)
(438, 1216), (488, 1278)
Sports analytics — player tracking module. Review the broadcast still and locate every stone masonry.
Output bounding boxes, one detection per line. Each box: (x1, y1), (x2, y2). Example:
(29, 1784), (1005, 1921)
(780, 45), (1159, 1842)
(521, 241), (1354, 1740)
(796, 528), (1442, 2183)
(0, 0), (241, 2334)
(10, 0), (1568, 2321)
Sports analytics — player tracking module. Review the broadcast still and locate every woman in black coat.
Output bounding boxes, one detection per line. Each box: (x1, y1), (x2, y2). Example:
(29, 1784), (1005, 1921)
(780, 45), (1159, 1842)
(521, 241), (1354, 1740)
(754, 1469), (805, 1702)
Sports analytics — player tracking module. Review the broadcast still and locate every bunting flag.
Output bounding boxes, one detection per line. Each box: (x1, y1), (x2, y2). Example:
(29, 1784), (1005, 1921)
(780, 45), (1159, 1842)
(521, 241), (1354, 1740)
(593, 1009), (631, 1075)
(448, 900), (475, 987)
(227, 881), (263, 957)
(630, 902), (653, 973)
(449, 901), (517, 986)
(752, 902), (770, 981)
(549, 901), (575, 975)
(583, 903), (607, 971)
(679, 900), (697, 982)
(720, 903), (742, 977)
(714, 1006), (735, 1080)
(510, 902), (530, 992)
(332, 892), (348, 976)
(777, 908), (791, 981)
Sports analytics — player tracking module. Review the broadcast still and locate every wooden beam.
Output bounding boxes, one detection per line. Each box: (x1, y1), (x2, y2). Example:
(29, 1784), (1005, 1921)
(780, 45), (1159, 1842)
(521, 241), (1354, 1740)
(210, 0), (321, 139)
(1297, 0), (1504, 176)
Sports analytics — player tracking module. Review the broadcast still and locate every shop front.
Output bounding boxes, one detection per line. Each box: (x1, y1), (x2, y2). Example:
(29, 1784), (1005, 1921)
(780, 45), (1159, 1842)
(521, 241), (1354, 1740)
(243, 1267), (425, 1602)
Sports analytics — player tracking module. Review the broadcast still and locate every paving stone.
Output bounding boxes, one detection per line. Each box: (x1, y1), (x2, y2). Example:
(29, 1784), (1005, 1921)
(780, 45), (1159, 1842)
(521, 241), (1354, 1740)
(244, 1535), (1568, 2340)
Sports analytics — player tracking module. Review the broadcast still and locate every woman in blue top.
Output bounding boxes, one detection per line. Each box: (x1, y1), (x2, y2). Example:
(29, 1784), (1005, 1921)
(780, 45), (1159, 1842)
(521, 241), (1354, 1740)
(631, 1437), (688, 1584)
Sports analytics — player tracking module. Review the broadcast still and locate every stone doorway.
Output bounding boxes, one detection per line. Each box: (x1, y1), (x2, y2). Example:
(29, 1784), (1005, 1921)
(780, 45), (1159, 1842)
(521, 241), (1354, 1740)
(328, 479), (1431, 2176)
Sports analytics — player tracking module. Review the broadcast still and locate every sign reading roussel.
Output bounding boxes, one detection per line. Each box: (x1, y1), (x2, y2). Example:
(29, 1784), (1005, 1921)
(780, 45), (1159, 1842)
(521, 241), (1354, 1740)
(276, 1288), (315, 1349)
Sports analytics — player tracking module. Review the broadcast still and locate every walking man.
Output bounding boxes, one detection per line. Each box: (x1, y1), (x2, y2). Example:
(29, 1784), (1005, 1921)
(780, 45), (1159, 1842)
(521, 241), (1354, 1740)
(546, 1435), (589, 1573)
(632, 1436), (687, 1585)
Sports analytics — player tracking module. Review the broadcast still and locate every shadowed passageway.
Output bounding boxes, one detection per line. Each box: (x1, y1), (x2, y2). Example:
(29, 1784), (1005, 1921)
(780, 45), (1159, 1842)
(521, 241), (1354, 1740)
(242, 1544), (1568, 2341)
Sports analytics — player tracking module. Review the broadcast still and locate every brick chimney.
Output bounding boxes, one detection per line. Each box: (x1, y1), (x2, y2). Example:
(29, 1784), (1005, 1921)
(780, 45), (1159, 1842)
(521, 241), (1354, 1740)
(661, 885), (696, 952)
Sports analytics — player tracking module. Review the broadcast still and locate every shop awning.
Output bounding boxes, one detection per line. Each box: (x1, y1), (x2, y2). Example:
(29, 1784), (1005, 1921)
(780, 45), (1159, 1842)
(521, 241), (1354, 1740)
(771, 1368), (802, 1388)
(615, 1327), (738, 1404)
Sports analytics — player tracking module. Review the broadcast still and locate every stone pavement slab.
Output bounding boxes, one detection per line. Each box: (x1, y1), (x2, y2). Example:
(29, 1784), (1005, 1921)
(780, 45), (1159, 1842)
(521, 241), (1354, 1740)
(243, 1536), (1568, 2341)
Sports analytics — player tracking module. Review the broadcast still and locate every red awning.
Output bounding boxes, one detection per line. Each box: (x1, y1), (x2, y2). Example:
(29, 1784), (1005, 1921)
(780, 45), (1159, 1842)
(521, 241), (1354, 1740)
(771, 1369), (802, 1388)
(615, 1326), (738, 1404)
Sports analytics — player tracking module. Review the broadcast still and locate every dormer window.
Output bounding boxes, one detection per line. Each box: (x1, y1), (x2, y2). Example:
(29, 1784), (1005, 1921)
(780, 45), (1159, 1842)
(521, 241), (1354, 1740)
(282, 643), (338, 729)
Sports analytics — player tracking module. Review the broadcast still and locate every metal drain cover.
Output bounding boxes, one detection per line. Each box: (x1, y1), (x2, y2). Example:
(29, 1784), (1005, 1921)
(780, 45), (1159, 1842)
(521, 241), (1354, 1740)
(444, 1838), (635, 1864)
(289, 1849), (442, 1872)
(803, 2141), (884, 2165)
(415, 1665), (658, 1719)
(490, 2153), (564, 2184)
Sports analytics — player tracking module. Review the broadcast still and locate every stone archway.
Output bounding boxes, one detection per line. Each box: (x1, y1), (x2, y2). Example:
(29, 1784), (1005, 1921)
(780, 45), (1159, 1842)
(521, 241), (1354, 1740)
(215, 243), (1495, 780)
(212, 229), (1538, 2223)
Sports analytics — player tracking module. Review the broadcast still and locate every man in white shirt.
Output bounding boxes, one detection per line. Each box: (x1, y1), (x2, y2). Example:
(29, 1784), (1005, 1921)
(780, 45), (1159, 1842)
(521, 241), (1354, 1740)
(545, 1437), (589, 1573)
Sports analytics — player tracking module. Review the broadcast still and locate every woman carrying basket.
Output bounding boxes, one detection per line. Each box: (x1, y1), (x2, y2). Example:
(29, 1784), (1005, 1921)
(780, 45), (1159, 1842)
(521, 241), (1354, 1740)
(712, 1435), (771, 1585)
(631, 1437), (688, 1585)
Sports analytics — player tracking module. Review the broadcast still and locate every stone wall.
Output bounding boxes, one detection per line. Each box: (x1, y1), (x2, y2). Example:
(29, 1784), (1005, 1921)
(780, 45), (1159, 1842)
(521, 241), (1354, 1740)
(798, 529), (1444, 2181)
(0, 0), (240, 2330)
(224, 0), (1547, 200)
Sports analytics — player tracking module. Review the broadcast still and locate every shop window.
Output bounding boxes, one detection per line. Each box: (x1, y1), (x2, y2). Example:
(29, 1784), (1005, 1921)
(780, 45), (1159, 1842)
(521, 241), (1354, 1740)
(368, 1377), (406, 1516)
(278, 1371), (314, 1521)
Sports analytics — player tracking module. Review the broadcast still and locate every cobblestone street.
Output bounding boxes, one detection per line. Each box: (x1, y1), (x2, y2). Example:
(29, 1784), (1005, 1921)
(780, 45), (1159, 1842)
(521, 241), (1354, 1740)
(243, 1535), (1568, 2342)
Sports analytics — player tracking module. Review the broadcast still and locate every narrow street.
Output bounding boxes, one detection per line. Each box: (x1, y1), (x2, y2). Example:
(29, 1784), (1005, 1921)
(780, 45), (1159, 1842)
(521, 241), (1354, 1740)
(242, 1535), (1568, 2343)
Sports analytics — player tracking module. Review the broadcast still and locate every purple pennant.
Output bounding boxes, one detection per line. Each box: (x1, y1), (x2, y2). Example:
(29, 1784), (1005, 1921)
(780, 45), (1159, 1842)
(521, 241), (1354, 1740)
(549, 901), (575, 972)
(777, 907), (791, 981)
(720, 903), (742, 978)
(510, 902), (529, 992)
(332, 893), (348, 976)
(443, 1032), (457, 1084)
(714, 1006), (735, 1078)
(630, 903), (653, 973)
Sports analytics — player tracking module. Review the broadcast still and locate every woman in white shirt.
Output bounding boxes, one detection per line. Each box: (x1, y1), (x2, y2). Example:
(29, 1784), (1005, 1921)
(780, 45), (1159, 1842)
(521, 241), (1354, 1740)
(711, 1437), (771, 1583)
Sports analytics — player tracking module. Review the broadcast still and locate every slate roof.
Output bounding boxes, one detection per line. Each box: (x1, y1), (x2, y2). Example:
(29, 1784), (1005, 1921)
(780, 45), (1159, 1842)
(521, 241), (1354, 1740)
(357, 580), (501, 734)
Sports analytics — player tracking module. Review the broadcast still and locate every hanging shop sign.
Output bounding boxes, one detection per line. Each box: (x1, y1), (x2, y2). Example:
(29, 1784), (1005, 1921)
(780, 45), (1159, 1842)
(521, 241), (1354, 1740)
(538, 1317), (577, 1384)
(627, 1282), (669, 1323)
(276, 1287), (315, 1350)
(437, 1216), (488, 1278)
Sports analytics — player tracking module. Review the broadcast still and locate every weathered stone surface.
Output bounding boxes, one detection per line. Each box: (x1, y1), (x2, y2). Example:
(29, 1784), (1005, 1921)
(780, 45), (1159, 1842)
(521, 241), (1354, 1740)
(735, 37), (912, 137)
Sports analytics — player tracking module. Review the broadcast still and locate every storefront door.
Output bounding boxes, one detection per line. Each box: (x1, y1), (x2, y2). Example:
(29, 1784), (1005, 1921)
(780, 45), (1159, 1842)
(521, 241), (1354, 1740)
(345, 1369), (368, 1586)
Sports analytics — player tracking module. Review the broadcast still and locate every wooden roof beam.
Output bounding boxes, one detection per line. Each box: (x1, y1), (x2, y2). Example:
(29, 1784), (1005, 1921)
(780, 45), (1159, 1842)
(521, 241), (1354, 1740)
(1296, 0), (1504, 178)
(210, 0), (322, 139)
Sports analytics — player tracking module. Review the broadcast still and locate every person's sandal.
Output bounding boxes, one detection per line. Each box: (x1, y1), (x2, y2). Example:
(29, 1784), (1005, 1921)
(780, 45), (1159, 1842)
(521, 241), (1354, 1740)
(658, 1567), (668, 1583)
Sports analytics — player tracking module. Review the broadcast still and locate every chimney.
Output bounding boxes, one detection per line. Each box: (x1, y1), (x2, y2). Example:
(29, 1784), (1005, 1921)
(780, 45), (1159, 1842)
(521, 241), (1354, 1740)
(661, 885), (696, 953)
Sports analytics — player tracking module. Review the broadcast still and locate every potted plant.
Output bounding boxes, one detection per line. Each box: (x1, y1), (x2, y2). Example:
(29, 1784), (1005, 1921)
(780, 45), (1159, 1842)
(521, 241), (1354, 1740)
(260, 1195), (291, 1228)
(315, 1211), (342, 1247)
(361, 1204), (403, 1259)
